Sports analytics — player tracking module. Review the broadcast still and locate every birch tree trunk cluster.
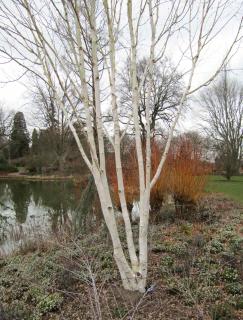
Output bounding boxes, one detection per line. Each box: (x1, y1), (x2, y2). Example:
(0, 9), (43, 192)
(0, 0), (242, 292)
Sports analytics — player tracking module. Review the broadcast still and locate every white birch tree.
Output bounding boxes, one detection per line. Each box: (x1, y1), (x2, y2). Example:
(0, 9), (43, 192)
(0, 0), (242, 292)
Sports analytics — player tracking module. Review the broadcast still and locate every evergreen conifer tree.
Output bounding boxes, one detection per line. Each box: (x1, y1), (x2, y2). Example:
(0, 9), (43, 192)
(10, 112), (29, 159)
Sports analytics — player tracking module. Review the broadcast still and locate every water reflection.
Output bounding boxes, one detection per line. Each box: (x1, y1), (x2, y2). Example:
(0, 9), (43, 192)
(0, 179), (83, 253)
(9, 182), (31, 224)
(72, 176), (102, 233)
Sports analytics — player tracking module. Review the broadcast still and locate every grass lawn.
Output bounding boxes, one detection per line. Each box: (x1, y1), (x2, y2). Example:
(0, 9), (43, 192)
(206, 175), (243, 203)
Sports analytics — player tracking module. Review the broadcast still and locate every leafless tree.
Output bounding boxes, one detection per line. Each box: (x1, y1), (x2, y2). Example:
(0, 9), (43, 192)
(200, 71), (243, 180)
(0, 105), (13, 151)
(0, 0), (242, 292)
(120, 57), (183, 140)
(30, 79), (76, 172)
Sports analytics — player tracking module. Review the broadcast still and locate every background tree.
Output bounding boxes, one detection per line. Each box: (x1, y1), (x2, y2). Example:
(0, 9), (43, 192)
(200, 71), (243, 180)
(31, 129), (39, 155)
(0, 106), (13, 151)
(10, 112), (29, 159)
(30, 80), (78, 172)
(0, 106), (13, 169)
(184, 131), (216, 163)
(120, 58), (183, 140)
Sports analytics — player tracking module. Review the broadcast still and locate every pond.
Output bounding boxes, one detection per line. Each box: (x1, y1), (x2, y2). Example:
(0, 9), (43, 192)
(0, 179), (96, 255)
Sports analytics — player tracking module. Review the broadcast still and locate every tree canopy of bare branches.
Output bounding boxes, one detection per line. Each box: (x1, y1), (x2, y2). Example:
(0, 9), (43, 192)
(0, 105), (13, 151)
(119, 57), (183, 140)
(200, 71), (243, 179)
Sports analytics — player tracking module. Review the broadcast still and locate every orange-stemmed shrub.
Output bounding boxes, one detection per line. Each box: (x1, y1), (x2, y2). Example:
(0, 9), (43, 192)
(107, 135), (211, 214)
(167, 136), (211, 212)
(107, 145), (139, 210)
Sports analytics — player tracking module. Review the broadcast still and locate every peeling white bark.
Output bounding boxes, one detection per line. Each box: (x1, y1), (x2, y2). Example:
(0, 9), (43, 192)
(1, 0), (242, 293)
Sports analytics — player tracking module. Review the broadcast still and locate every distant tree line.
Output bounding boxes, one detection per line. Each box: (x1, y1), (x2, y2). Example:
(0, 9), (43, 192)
(0, 108), (89, 174)
(28, 124), (89, 174)
(0, 70), (242, 179)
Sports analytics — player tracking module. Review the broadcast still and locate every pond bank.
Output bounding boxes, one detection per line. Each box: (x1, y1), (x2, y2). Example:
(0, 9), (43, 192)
(0, 173), (74, 181)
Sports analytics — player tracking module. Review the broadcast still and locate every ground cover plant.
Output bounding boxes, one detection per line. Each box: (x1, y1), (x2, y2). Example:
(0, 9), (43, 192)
(0, 193), (242, 319)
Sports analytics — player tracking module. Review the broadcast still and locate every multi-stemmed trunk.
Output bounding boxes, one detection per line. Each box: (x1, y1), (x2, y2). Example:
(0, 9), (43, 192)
(1, 0), (242, 294)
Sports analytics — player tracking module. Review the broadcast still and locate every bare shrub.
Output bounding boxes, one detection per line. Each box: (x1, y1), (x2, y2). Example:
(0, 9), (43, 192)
(108, 135), (211, 216)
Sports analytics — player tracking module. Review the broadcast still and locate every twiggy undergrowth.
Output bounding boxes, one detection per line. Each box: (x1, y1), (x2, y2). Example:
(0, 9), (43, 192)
(0, 194), (242, 320)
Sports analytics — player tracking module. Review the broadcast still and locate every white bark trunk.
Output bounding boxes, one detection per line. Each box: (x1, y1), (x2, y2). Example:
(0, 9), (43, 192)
(93, 169), (140, 290)
(103, 0), (139, 272)
(3, 0), (241, 294)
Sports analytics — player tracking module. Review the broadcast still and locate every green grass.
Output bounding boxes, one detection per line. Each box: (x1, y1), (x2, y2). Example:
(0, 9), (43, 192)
(206, 175), (243, 203)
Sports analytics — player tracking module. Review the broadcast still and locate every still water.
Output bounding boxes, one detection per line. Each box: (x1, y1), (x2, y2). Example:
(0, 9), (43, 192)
(0, 179), (84, 254)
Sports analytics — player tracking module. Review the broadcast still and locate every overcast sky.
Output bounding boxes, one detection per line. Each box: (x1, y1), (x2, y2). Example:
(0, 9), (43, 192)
(1, 54), (240, 132)
(0, 0), (243, 132)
